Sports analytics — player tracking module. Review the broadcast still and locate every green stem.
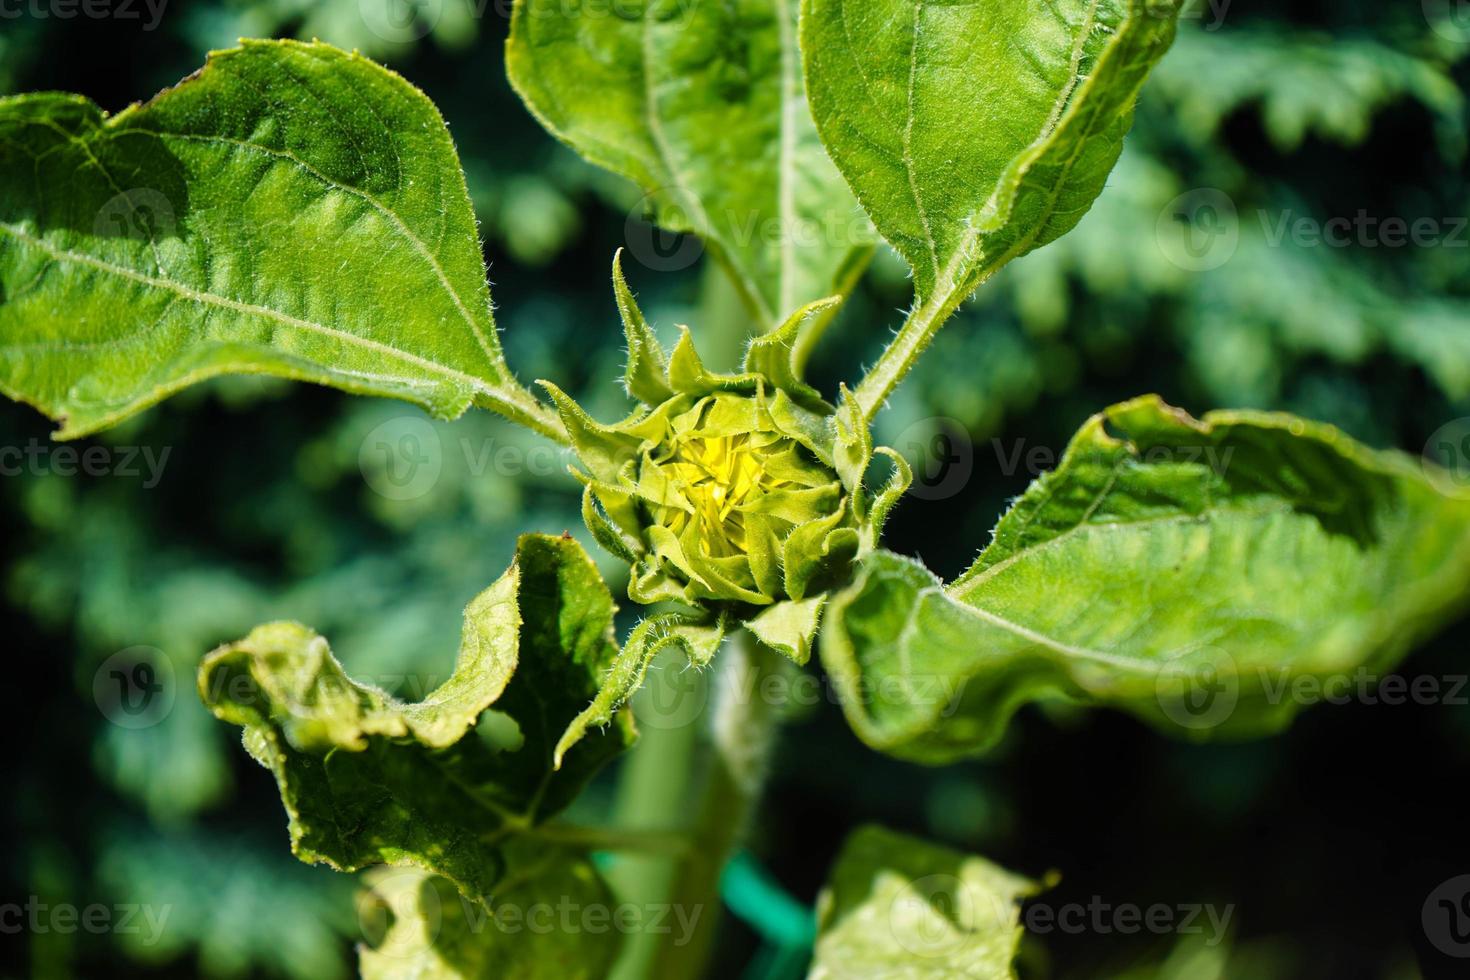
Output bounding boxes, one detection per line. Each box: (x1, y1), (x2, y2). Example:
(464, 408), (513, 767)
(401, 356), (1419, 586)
(529, 823), (694, 856)
(608, 633), (784, 980)
(697, 260), (757, 367)
(852, 286), (969, 422)
(606, 649), (711, 980)
(473, 384), (568, 445)
(653, 632), (782, 980)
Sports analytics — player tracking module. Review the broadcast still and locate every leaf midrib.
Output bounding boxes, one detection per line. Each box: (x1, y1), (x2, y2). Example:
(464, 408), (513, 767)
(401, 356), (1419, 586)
(904, 502), (1305, 680)
(0, 221), (493, 393)
(125, 127), (504, 375)
(953, 500), (1295, 599)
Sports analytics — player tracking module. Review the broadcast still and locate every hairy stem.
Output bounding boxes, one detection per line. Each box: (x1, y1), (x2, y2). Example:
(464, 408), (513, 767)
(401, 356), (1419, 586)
(655, 633), (782, 979)
(606, 649), (710, 980)
(608, 633), (784, 980)
(852, 285), (969, 421)
(475, 384), (568, 445)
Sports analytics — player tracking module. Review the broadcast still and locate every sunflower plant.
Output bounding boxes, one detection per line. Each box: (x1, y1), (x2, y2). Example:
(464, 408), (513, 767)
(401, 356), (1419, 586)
(3, 1), (1469, 977)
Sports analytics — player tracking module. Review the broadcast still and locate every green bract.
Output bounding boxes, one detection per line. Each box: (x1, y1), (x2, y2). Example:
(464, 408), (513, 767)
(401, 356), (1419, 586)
(544, 260), (909, 659)
(578, 387), (853, 608)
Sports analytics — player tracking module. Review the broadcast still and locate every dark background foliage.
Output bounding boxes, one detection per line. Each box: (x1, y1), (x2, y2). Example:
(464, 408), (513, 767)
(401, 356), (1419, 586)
(2, 1), (1468, 977)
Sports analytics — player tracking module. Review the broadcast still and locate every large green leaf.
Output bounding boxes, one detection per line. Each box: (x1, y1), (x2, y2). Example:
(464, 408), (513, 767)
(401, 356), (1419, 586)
(507, 0), (873, 350)
(199, 534), (634, 905)
(822, 397), (1470, 763)
(358, 850), (618, 980)
(810, 825), (1043, 979)
(0, 40), (561, 441)
(802, 0), (1185, 415)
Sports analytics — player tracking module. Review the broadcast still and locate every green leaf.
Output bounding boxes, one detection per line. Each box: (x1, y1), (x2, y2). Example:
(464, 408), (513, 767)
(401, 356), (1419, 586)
(199, 533), (635, 905)
(804, 0), (1185, 416)
(358, 848), (618, 980)
(667, 328), (764, 397)
(810, 825), (1044, 979)
(507, 0), (874, 342)
(822, 396), (1470, 763)
(0, 40), (561, 441)
(806, 0), (1180, 300)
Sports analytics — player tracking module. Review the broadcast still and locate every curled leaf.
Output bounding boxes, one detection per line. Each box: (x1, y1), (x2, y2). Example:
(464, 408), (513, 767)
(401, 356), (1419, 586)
(811, 826), (1046, 979)
(823, 397), (1470, 762)
(200, 534), (634, 904)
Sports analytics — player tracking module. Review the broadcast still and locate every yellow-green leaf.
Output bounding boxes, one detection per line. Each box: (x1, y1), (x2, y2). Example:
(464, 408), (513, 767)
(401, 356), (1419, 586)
(199, 534), (634, 905)
(811, 826), (1045, 979)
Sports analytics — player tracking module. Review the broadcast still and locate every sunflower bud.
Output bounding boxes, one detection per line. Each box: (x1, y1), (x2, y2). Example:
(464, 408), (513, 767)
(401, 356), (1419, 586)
(542, 255), (910, 662)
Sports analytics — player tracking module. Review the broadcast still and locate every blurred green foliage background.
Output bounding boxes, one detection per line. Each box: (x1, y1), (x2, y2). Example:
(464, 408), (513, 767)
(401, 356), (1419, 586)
(3, 1), (1468, 978)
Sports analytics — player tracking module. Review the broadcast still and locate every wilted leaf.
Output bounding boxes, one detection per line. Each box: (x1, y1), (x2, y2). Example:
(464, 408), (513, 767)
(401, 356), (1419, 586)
(358, 845), (618, 980)
(823, 396), (1470, 762)
(200, 534), (634, 904)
